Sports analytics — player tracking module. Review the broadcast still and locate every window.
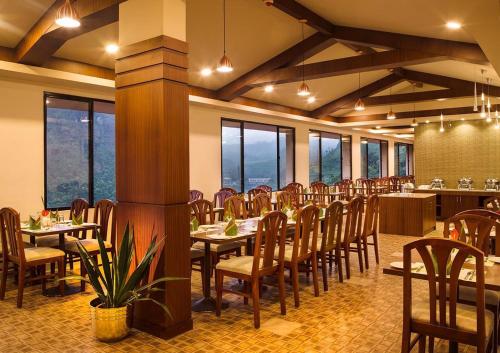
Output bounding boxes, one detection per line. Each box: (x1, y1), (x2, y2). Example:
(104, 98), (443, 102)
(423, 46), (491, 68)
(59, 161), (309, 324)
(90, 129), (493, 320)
(45, 93), (115, 209)
(395, 142), (414, 176)
(308, 131), (351, 184)
(360, 138), (388, 179)
(221, 119), (295, 192)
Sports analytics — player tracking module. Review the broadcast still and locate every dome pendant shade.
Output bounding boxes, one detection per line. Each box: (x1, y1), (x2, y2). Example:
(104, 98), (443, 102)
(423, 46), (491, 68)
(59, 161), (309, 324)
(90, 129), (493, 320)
(387, 109), (396, 120)
(55, 0), (80, 28)
(297, 82), (311, 96)
(216, 55), (233, 73)
(411, 118), (418, 127)
(354, 98), (365, 111)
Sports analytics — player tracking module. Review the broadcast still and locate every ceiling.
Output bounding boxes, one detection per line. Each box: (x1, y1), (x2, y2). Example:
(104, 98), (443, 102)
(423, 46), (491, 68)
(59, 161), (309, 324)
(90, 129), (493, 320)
(1, 0), (499, 134)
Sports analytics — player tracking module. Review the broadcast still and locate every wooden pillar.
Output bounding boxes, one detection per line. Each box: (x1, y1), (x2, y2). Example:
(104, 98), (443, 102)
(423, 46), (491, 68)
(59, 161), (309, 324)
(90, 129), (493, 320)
(115, 0), (192, 339)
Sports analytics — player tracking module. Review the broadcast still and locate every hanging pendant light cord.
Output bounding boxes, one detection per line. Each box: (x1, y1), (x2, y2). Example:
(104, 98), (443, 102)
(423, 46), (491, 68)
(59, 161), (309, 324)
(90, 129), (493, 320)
(301, 22), (305, 83)
(223, 0), (226, 55)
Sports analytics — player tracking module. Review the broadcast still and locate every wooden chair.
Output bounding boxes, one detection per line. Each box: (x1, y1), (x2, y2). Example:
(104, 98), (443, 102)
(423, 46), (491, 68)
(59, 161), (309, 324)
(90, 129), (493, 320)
(316, 201), (344, 290)
(443, 214), (496, 255)
(65, 199), (116, 291)
(189, 189), (204, 202)
(224, 195), (248, 220)
(220, 187), (238, 195)
(247, 188), (266, 217)
(336, 180), (353, 201)
(362, 194), (380, 269)
(284, 182), (304, 206)
(455, 209), (500, 253)
(215, 211), (287, 328)
(343, 196), (364, 279)
(213, 189), (233, 221)
(253, 193), (272, 217)
(359, 179), (376, 196)
(484, 197), (500, 212)
(276, 191), (296, 211)
(191, 199), (242, 269)
(256, 184), (273, 196)
(389, 176), (402, 193)
(275, 204), (320, 308)
(311, 182), (329, 206)
(401, 238), (494, 353)
(0, 208), (65, 308)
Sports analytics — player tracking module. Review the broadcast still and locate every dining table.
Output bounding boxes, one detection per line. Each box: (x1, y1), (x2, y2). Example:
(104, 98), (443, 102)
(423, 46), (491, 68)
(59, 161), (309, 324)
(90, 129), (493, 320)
(21, 221), (100, 296)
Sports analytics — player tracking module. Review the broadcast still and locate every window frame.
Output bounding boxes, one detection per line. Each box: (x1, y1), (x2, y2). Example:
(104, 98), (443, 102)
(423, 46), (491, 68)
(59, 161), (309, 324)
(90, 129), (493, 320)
(395, 142), (414, 176)
(220, 117), (296, 192)
(43, 92), (115, 210)
(309, 130), (352, 184)
(360, 137), (389, 179)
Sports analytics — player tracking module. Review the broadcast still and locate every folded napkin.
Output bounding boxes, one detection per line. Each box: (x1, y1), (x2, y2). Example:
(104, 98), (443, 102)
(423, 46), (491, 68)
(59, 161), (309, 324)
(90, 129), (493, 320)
(260, 207), (269, 217)
(224, 218), (238, 236)
(190, 217), (199, 232)
(49, 210), (59, 221)
(28, 215), (41, 230)
(72, 213), (83, 226)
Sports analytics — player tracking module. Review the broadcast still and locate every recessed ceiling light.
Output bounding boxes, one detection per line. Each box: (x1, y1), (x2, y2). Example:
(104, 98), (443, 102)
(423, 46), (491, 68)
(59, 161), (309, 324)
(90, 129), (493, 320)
(436, 98), (446, 101)
(375, 125), (381, 129)
(361, 140), (368, 144)
(425, 120), (430, 124)
(264, 85), (274, 93)
(446, 21), (462, 30)
(200, 68), (213, 77)
(105, 44), (119, 54)
(307, 96), (316, 103)
(461, 118), (465, 121)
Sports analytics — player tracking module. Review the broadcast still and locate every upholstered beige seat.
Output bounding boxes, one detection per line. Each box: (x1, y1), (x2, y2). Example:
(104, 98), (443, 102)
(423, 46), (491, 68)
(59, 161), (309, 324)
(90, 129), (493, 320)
(24, 247), (65, 262)
(35, 235), (78, 247)
(192, 241), (241, 253)
(459, 287), (500, 306)
(216, 255), (277, 275)
(65, 239), (112, 253)
(274, 244), (302, 262)
(191, 248), (204, 259)
(412, 299), (494, 335)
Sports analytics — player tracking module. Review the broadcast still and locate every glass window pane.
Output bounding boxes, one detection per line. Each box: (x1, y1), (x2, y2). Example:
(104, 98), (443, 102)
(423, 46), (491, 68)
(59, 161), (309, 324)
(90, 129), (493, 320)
(360, 140), (368, 178)
(46, 97), (90, 209)
(221, 120), (242, 192)
(243, 123), (278, 192)
(93, 101), (116, 202)
(321, 133), (341, 184)
(367, 141), (381, 178)
(309, 132), (320, 183)
(380, 140), (388, 177)
(341, 136), (351, 180)
(279, 127), (294, 189)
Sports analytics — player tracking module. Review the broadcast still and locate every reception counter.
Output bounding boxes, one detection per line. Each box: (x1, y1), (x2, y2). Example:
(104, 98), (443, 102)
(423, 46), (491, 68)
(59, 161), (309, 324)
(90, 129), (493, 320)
(414, 188), (500, 220)
(379, 193), (436, 237)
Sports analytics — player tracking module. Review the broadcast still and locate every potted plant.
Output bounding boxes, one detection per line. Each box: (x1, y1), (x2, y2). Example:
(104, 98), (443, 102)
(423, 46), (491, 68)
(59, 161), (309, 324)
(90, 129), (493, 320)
(66, 223), (184, 342)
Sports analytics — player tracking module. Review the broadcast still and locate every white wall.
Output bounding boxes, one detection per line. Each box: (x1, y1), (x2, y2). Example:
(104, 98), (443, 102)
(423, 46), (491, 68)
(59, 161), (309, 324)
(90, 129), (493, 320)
(0, 74), (410, 217)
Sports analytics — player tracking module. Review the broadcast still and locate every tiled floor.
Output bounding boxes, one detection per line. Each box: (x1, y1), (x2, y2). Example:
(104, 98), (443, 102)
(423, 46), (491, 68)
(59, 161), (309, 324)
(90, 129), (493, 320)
(0, 224), (487, 352)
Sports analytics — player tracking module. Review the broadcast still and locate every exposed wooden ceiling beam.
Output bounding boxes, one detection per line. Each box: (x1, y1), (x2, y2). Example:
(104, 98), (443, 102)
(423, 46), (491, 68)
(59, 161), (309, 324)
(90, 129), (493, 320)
(310, 73), (404, 118)
(362, 89), (469, 107)
(252, 49), (445, 86)
(336, 105), (499, 123)
(266, 0), (487, 65)
(15, 0), (123, 66)
(216, 32), (336, 101)
(342, 43), (377, 55)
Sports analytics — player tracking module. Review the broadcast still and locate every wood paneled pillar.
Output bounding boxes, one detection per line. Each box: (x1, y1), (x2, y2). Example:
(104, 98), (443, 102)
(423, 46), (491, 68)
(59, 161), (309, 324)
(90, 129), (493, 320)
(115, 0), (191, 339)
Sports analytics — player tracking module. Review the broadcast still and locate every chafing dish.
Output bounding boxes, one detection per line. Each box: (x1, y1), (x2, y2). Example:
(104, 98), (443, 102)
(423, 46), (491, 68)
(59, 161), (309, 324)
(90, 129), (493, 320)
(458, 177), (473, 190)
(485, 178), (499, 191)
(430, 178), (444, 189)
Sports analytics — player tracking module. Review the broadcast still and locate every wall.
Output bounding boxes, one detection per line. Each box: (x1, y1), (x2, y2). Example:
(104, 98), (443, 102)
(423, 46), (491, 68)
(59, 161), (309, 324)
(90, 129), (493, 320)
(414, 120), (500, 187)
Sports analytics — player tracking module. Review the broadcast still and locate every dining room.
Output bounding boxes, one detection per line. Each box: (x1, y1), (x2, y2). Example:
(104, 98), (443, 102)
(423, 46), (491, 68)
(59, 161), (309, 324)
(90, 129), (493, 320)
(1, 0), (500, 352)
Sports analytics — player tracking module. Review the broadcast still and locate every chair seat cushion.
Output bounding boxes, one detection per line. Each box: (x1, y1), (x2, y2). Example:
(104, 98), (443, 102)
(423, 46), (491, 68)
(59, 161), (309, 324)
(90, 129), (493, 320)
(412, 299), (494, 336)
(191, 248), (204, 260)
(65, 239), (112, 253)
(36, 235), (78, 248)
(192, 241), (241, 253)
(24, 247), (65, 262)
(459, 287), (500, 306)
(216, 255), (277, 275)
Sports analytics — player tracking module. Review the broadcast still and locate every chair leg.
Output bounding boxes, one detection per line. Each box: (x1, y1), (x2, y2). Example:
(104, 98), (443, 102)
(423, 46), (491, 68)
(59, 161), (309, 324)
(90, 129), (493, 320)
(215, 270), (223, 317)
(418, 335), (426, 353)
(291, 261), (300, 308)
(50, 262), (55, 274)
(321, 251), (328, 292)
(311, 254), (320, 297)
(356, 239), (364, 273)
(58, 258), (65, 296)
(328, 250), (333, 270)
(401, 326), (411, 353)
(278, 266), (286, 315)
(428, 336), (434, 353)
(335, 248), (344, 283)
(344, 245), (351, 279)
(251, 278), (260, 329)
(40, 265), (47, 292)
(80, 260), (87, 292)
(69, 254), (74, 270)
(373, 233), (380, 264)
(363, 236), (369, 270)
(243, 281), (249, 305)
(17, 266), (26, 308)
(0, 259), (8, 299)
(199, 260), (205, 291)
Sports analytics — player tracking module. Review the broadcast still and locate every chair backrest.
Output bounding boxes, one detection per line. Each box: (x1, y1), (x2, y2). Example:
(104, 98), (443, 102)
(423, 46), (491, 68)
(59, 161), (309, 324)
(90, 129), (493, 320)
(484, 196), (500, 212)
(213, 189), (233, 208)
(70, 198), (89, 221)
(443, 214), (495, 255)
(311, 182), (329, 196)
(252, 211), (287, 275)
(276, 191), (295, 211)
(344, 196), (364, 244)
(389, 176), (401, 192)
(190, 199), (215, 225)
(224, 195), (247, 219)
(362, 194), (380, 238)
(360, 179), (376, 195)
(253, 193), (272, 216)
(336, 180), (353, 201)
(285, 182), (304, 205)
(0, 207), (25, 263)
(189, 189), (204, 202)
(256, 185), (272, 194)
(292, 204), (319, 260)
(220, 187), (237, 195)
(247, 188), (266, 216)
(92, 199), (116, 248)
(322, 201), (344, 251)
(402, 238), (486, 350)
